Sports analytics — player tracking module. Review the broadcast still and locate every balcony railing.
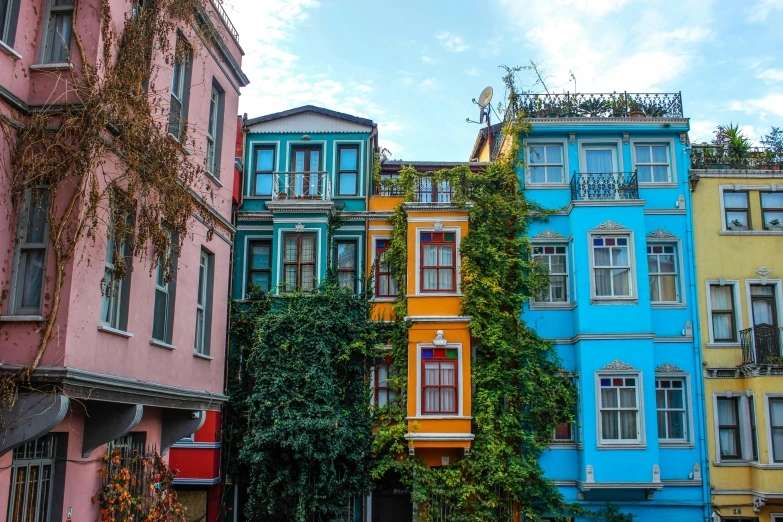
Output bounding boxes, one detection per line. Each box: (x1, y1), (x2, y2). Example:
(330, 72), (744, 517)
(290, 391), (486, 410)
(511, 92), (684, 119)
(741, 326), (783, 365)
(272, 172), (331, 201)
(209, 0), (240, 46)
(415, 176), (453, 203)
(691, 144), (783, 170)
(570, 171), (639, 201)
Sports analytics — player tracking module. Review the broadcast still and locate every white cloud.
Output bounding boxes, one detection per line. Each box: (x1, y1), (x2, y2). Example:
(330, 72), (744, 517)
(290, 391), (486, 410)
(421, 55), (437, 65)
(419, 78), (442, 92)
(435, 32), (470, 52)
(747, 0), (783, 22)
(729, 94), (783, 121)
(464, 67), (480, 76)
(689, 120), (718, 144)
(380, 139), (405, 157)
(757, 69), (783, 82)
(480, 36), (503, 58)
(379, 121), (403, 134)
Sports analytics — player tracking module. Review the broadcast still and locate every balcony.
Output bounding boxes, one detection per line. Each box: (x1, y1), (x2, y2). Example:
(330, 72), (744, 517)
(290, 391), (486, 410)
(209, 0), (240, 46)
(415, 176), (454, 203)
(510, 92), (683, 119)
(570, 172), (639, 201)
(690, 145), (783, 170)
(741, 326), (783, 365)
(272, 172), (331, 201)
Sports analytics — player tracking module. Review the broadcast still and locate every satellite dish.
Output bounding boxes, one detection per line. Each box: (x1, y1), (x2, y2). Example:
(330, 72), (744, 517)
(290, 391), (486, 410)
(477, 86), (493, 109)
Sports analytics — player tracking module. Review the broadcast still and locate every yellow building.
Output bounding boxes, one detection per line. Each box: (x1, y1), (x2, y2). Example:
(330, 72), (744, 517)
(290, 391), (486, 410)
(691, 149), (783, 521)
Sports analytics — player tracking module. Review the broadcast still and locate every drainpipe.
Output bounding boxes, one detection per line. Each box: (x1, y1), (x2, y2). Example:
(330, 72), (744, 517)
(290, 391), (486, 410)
(684, 146), (712, 522)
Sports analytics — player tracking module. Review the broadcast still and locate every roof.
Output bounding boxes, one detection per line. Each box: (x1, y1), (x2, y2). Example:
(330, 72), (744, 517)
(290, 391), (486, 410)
(469, 122), (503, 161)
(381, 160), (488, 173)
(243, 105), (374, 128)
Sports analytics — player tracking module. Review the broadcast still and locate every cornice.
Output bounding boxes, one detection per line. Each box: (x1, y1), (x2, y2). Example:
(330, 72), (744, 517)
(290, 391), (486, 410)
(264, 200), (335, 212)
(690, 169), (783, 179)
(525, 117), (689, 127)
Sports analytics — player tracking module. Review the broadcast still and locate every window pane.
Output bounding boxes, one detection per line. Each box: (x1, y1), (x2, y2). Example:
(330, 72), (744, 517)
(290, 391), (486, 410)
(423, 269), (437, 290)
(726, 211), (748, 227)
(659, 275), (677, 301)
(652, 166), (668, 182)
(546, 166), (563, 183)
(635, 145), (651, 163)
(554, 422), (572, 440)
(251, 244), (270, 269)
(441, 388), (455, 412)
(585, 149), (613, 173)
(620, 411), (637, 439)
(439, 245), (453, 266)
(529, 146), (544, 164)
(594, 268), (612, 296)
(601, 388), (617, 408)
(659, 254), (676, 273)
(309, 150), (320, 171)
(773, 429), (783, 461)
(438, 269), (453, 290)
(619, 388), (636, 408)
(594, 247), (610, 266)
(550, 275), (567, 302)
(423, 245), (437, 265)
(256, 149), (274, 171)
(668, 411), (685, 439)
(710, 286), (733, 310)
(424, 362), (439, 384)
(26, 198), (48, 244)
(284, 237), (298, 262)
(612, 247), (628, 266)
(724, 192), (748, 208)
(340, 147), (358, 170)
(337, 243), (356, 268)
(529, 166), (546, 183)
(293, 151), (305, 172)
(339, 173), (357, 195)
(601, 411), (618, 439)
(284, 266), (297, 290)
(50, 13), (72, 62)
(250, 272), (269, 292)
(647, 254), (659, 273)
(20, 250), (46, 309)
(152, 289), (168, 341)
(719, 428), (738, 457)
(717, 398), (737, 424)
(545, 145), (562, 164)
(300, 265), (314, 290)
(338, 271), (353, 290)
(612, 268), (630, 296)
(770, 399), (783, 427)
(425, 388), (439, 412)
(667, 389), (684, 409)
(637, 165), (652, 183)
(658, 410), (667, 439)
(651, 146), (668, 163)
(300, 236), (314, 262)
(762, 192), (783, 208)
(765, 210), (783, 228)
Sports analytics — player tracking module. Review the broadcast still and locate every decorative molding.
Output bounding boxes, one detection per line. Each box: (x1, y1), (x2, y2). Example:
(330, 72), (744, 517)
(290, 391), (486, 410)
(595, 220), (627, 231)
(601, 360), (636, 371)
(756, 267), (772, 285)
(693, 463), (702, 481)
(655, 362), (684, 373)
(294, 223), (305, 232)
(433, 221), (444, 231)
(652, 465), (661, 483)
(569, 133), (575, 145)
(647, 229), (677, 239)
(623, 132), (629, 145)
(586, 465), (595, 483)
(533, 229), (566, 239)
(680, 132), (687, 145)
(433, 330), (447, 346)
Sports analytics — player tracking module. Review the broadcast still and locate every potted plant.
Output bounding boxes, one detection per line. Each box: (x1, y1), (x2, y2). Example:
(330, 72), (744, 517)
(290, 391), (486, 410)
(725, 123), (751, 166)
(579, 97), (609, 117)
(767, 218), (783, 231)
(729, 218), (748, 231)
(628, 100), (645, 118)
(642, 100), (667, 117)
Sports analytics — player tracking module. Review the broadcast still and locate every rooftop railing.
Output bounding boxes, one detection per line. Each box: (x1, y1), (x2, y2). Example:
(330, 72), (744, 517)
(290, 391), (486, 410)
(741, 326), (783, 365)
(570, 171), (640, 201)
(511, 92), (684, 119)
(272, 172), (331, 201)
(209, 0), (240, 46)
(690, 144), (783, 170)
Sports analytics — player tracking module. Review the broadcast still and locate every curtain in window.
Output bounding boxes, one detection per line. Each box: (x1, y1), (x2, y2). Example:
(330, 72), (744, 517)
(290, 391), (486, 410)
(711, 286), (734, 339)
(20, 251), (45, 308)
(440, 364), (455, 412)
(620, 388), (637, 439)
(585, 149), (614, 173)
(612, 269), (630, 296)
(423, 245), (438, 290)
(717, 399), (739, 456)
(770, 399), (783, 461)
(601, 388), (618, 439)
(752, 298), (774, 325)
(424, 362), (439, 411)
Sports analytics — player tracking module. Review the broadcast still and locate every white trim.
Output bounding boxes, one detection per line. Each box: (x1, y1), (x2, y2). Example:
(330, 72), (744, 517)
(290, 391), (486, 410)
(407, 216), (469, 223)
(149, 339), (176, 350)
(414, 226), (461, 296)
(765, 393), (783, 465)
(654, 373), (694, 445)
(531, 242), (571, 305)
(97, 324), (133, 338)
(704, 279), (743, 345)
(594, 369), (645, 448)
(368, 225), (394, 231)
(712, 391), (758, 463)
(332, 139), (366, 197)
(275, 227), (323, 294)
(587, 228), (636, 301)
(578, 138), (624, 173)
(646, 237), (686, 306)
(246, 140), (281, 197)
(744, 279), (783, 333)
(523, 138), (569, 187)
(629, 138), (677, 185)
(415, 343), (464, 417)
(404, 432), (475, 441)
(273, 217), (329, 223)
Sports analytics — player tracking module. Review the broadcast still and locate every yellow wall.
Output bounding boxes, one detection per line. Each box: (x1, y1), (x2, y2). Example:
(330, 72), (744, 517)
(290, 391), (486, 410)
(692, 172), (783, 513)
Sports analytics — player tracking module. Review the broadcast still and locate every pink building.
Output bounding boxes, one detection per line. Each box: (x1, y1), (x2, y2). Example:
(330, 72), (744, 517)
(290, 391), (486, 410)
(0, 1), (247, 521)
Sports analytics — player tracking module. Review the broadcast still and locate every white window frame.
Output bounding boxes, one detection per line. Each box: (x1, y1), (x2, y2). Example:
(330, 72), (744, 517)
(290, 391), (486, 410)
(655, 374), (694, 446)
(100, 218), (131, 331)
(532, 244), (569, 305)
(152, 235), (175, 345)
(588, 231), (636, 302)
(194, 250), (210, 355)
(39, 0), (73, 64)
(578, 140), (622, 174)
(705, 280), (743, 346)
(414, 225), (462, 296)
(718, 185), (753, 232)
(646, 241), (683, 306)
(205, 86), (219, 176)
(414, 343), (465, 418)
(8, 189), (50, 317)
(712, 391), (758, 463)
(524, 139), (568, 187)
(595, 370), (645, 448)
(765, 393), (783, 465)
(630, 138), (677, 186)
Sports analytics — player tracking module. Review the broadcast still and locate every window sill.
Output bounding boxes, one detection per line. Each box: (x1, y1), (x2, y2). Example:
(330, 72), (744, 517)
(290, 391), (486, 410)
(204, 172), (223, 187)
(638, 182), (678, 188)
(590, 298), (638, 305)
(529, 302), (577, 310)
(549, 442), (580, 450)
(150, 339), (176, 350)
(407, 415), (471, 420)
(720, 230), (783, 236)
(244, 195), (273, 200)
(30, 62), (73, 72)
(707, 342), (741, 348)
(372, 297), (396, 303)
(193, 352), (214, 360)
(335, 195), (364, 199)
(0, 315), (45, 322)
(413, 292), (463, 297)
(97, 324), (134, 338)
(0, 40), (22, 60)
(597, 443), (646, 450)
(659, 442), (694, 449)
(166, 133), (193, 155)
(651, 303), (686, 309)
(712, 460), (752, 467)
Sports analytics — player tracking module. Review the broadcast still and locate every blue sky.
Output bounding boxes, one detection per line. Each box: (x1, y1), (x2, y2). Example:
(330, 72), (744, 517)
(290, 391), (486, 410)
(225, 0), (783, 160)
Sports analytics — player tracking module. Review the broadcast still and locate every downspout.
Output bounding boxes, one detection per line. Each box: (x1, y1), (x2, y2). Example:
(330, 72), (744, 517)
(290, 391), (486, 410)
(684, 146), (712, 522)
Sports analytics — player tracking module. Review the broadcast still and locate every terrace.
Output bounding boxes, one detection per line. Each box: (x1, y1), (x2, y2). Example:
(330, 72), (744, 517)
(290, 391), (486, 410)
(690, 144), (783, 170)
(510, 92), (684, 119)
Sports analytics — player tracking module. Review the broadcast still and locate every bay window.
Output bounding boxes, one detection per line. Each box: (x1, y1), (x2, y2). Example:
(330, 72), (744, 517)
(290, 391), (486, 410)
(420, 232), (456, 293)
(591, 235), (632, 298)
(656, 378), (686, 441)
(647, 244), (679, 303)
(532, 245), (568, 303)
(422, 347), (458, 414)
(598, 375), (641, 444)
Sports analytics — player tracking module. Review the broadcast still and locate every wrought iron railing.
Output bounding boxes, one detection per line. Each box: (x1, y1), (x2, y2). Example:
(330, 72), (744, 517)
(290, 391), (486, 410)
(209, 0), (240, 46)
(272, 172), (331, 200)
(510, 92), (683, 119)
(570, 171), (639, 201)
(691, 144), (783, 170)
(741, 326), (783, 365)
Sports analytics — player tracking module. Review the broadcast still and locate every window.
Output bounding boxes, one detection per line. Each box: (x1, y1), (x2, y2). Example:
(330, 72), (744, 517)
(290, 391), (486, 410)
(10, 190), (49, 316)
(335, 240), (357, 292)
(205, 85), (224, 177)
(422, 347), (458, 414)
(647, 244), (679, 303)
(420, 232), (456, 293)
(8, 434), (65, 522)
(0, 0), (20, 47)
(553, 422), (574, 443)
(194, 249), (214, 355)
(598, 376), (640, 443)
(101, 217), (133, 331)
(291, 146), (322, 198)
(761, 192), (783, 230)
(528, 144), (564, 184)
(168, 37), (191, 140)
(533, 245), (568, 303)
(152, 236), (177, 344)
(41, 0), (73, 63)
(656, 379), (686, 441)
(717, 397), (742, 459)
(724, 191), (749, 230)
(769, 397), (783, 462)
(283, 233), (316, 292)
(591, 236), (631, 298)
(376, 172), (403, 196)
(253, 146), (275, 196)
(709, 284), (738, 342)
(337, 145), (359, 196)
(247, 240), (271, 295)
(375, 356), (397, 407)
(416, 177), (452, 203)
(750, 395), (759, 461)
(375, 239), (398, 298)
(634, 144), (670, 183)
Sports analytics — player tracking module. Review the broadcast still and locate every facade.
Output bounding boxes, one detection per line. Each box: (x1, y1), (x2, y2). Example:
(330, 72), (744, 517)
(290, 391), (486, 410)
(0, 1), (247, 522)
(473, 93), (710, 521)
(690, 150), (783, 521)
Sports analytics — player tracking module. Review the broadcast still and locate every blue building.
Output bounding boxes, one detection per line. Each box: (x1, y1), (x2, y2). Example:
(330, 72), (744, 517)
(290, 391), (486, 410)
(472, 93), (710, 522)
